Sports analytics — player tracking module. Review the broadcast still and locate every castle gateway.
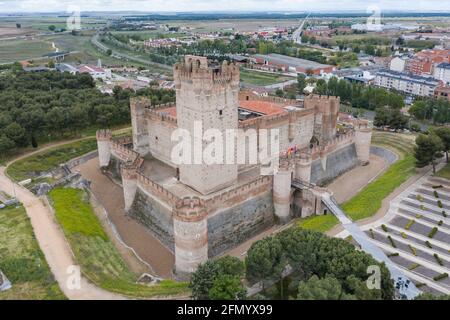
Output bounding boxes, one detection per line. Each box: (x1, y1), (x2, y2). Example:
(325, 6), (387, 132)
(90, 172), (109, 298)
(96, 55), (372, 278)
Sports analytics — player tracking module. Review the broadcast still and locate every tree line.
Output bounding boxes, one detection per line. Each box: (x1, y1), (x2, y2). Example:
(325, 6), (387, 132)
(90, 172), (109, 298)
(409, 98), (450, 125)
(189, 228), (394, 300)
(0, 70), (175, 154)
(415, 127), (450, 173)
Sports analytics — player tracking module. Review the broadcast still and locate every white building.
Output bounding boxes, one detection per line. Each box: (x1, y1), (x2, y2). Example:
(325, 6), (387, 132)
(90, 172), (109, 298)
(389, 56), (408, 73)
(433, 62), (450, 85)
(374, 70), (440, 97)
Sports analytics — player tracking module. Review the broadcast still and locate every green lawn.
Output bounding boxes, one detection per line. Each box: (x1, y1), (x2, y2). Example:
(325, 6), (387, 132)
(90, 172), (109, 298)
(298, 214), (339, 233)
(7, 139), (97, 182)
(0, 206), (65, 300)
(48, 188), (189, 298)
(240, 69), (294, 86)
(435, 163), (450, 180)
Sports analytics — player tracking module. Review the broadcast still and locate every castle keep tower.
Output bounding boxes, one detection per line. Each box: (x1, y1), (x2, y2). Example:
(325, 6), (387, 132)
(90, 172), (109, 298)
(96, 129), (112, 168)
(173, 56), (240, 195)
(173, 197), (208, 278)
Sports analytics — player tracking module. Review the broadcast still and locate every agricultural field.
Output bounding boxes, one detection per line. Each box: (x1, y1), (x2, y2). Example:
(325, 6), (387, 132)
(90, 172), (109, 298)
(240, 69), (294, 86)
(48, 188), (189, 298)
(0, 206), (65, 300)
(0, 38), (53, 63)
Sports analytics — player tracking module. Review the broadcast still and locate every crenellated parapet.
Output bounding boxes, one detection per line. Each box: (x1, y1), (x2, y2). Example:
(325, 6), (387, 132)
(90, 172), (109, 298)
(174, 56), (240, 91)
(310, 130), (355, 160)
(239, 91), (302, 107)
(174, 197), (208, 222)
(137, 172), (180, 206)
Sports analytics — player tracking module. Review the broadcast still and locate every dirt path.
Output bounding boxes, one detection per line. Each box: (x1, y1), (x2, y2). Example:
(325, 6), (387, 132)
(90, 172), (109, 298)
(74, 157), (175, 278)
(0, 166), (127, 300)
(327, 154), (387, 204)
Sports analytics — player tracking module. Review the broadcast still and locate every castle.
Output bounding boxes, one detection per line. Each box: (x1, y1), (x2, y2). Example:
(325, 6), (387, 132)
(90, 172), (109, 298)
(96, 55), (372, 278)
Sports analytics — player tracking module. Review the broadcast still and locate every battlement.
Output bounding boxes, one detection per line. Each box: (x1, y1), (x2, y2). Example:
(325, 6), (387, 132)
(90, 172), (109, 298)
(205, 175), (272, 214)
(137, 171), (181, 205)
(295, 152), (313, 165)
(146, 106), (178, 125)
(304, 94), (340, 115)
(239, 91), (301, 107)
(130, 96), (152, 115)
(121, 161), (138, 180)
(111, 140), (141, 164)
(311, 130), (355, 158)
(96, 129), (112, 141)
(174, 56), (240, 87)
(174, 197), (207, 222)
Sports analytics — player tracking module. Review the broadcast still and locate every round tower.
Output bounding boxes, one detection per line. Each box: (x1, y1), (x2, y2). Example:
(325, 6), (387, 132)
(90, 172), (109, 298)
(273, 160), (293, 224)
(294, 152), (312, 183)
(121, 161), (138, 212)
(173, 197), (208, 278)
(354, 122), (372, 166)
(96, 129), (112, 168)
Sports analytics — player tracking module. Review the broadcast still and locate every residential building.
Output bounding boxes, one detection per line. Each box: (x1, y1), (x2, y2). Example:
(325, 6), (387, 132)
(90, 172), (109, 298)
(434, 62), (450, 85)
(374, 69), (440, 97)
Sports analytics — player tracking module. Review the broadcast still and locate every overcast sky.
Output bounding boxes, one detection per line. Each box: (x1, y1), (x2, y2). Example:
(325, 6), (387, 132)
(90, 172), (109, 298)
(0, 0), (449, 13)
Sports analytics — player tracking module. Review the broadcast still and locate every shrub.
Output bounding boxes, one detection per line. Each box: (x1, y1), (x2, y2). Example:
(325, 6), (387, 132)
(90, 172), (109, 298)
(388, 252), (399, 257)
(420, 205), (425, 210)
(387, 235), (396, 248)
(425, 241), (433, 249)
(432, 185), (443, 189)
(405, 220), (415, 230)
(381, 224), (389, 232)
(428, 227), (438, 239)
(438, 220), (443, 226)
(434, 190), (439, 198)
(408, 263), (420, 271)
(369, 229), (375, 239)
(415, 283), (426, 288)
(437, 200), (443, 208)
(401, 232), (407, 239)
(433, 254), (444, 266)
(416, 214), (422, 219)
(433, 273), (448, 281)
(416, 194), (423, 202)
(408, 245), (417, 256)
(442, 211), (448, 218)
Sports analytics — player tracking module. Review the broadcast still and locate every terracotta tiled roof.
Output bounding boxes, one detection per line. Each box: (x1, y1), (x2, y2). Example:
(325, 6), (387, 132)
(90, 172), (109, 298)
(239, 100), (287, 115)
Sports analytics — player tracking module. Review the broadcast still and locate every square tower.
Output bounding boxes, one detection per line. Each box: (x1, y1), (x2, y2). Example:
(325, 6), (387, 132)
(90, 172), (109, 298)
(173, 56), (240, 195)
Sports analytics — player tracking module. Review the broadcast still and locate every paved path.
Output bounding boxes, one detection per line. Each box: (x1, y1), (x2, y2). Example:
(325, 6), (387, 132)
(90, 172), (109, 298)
(0, 167), (127, 299)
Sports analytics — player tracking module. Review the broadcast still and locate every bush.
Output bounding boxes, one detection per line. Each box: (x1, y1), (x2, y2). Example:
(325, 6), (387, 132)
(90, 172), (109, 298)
(408, 245), (417, 256)
(387, 236), (396, 248)
(405, 220), (415, 230)
(428, 227), (438, 239)
(434, 254), (444, 266)
(434, 191), (439, 198)
(416, 194), (423, 202)
(442, 211), (448, 218)
(437, 200), (443, 208)
(408, 263), (420, 271)
(433, 273), (448, 281)
(438, 220), (444, 226)
(425, 241), (433, 249)
(381, 224), (389, 232)
(401, 232), (407, 239)
(387, 252), (399, 257)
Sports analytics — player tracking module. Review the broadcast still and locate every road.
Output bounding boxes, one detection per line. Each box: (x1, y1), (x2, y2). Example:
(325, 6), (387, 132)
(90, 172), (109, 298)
(91, 34), (171, 70)
(0, 166), (126, 299)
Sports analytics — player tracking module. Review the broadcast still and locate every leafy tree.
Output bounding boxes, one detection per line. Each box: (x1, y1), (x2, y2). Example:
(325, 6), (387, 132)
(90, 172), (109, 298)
(208, 275), (247, 300)
(433, 127), (450, 163)
(246, 236), (286, 284)
(414, 133), (444, 173)
(190, 256), (245, 300)
(297, 275), (346, 300)
(48, 25), (56, 31)
(0, 135), (15, 154)
(297, 74), (307, 93)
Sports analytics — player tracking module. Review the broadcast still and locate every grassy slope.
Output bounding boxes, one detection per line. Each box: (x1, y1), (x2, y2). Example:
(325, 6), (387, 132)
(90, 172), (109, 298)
(0, 206), (65, 300)
(299, 131), (416, 232)
(7, 139), (97, 182)
(48, 188), (189, 298)
(343, 132), (416, 221)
